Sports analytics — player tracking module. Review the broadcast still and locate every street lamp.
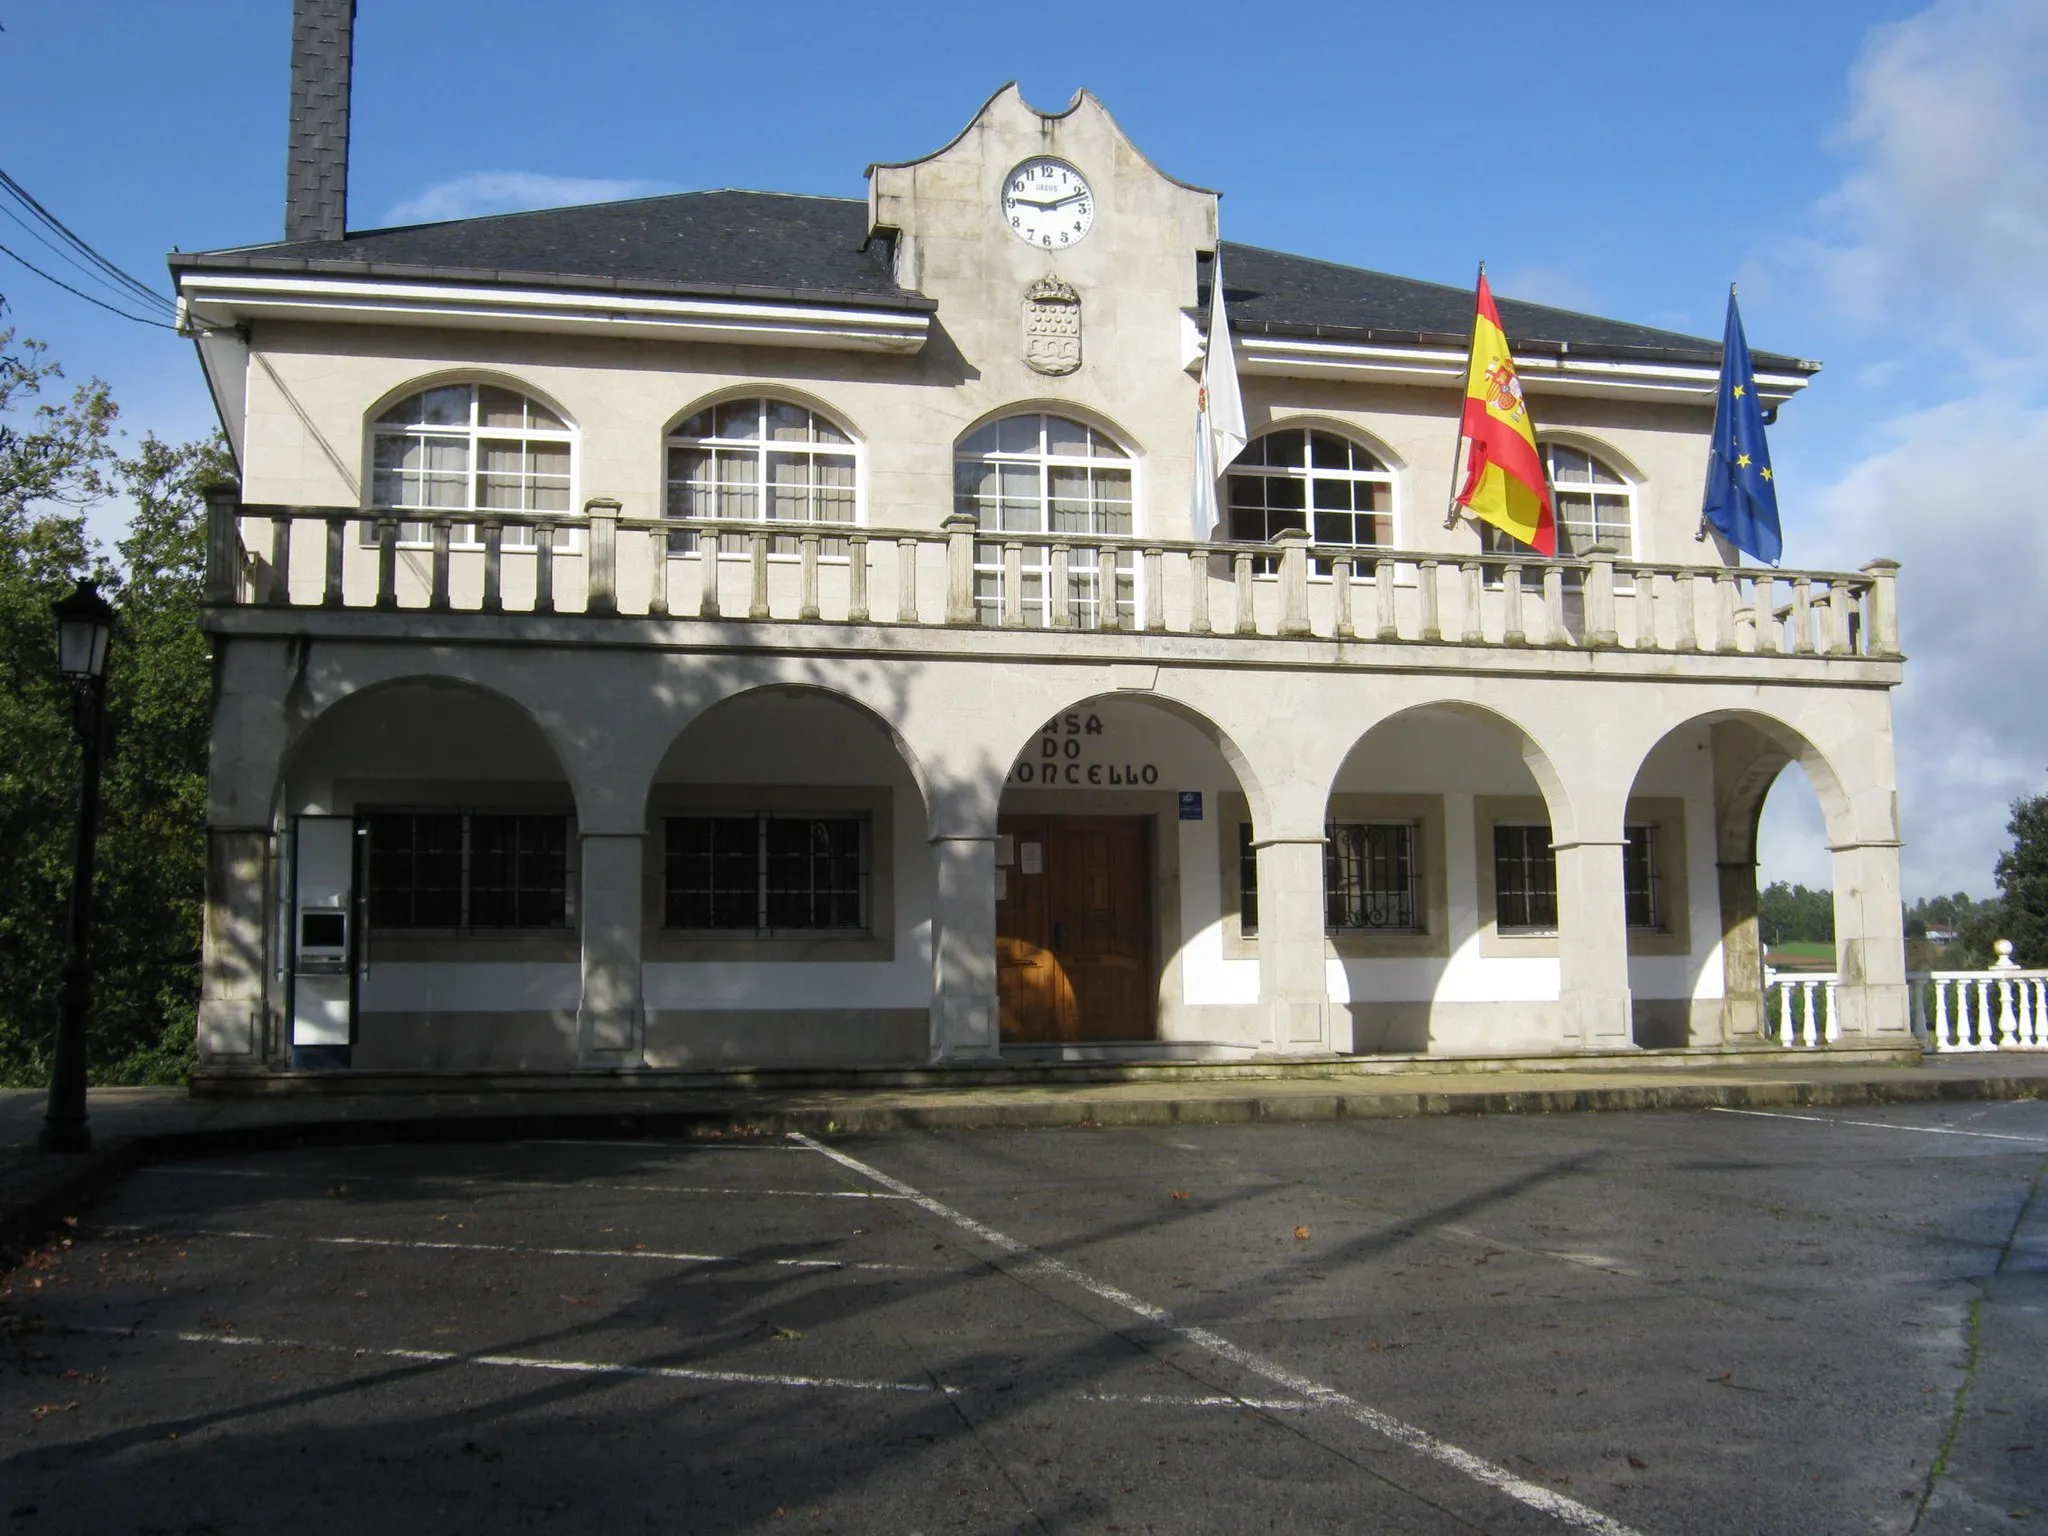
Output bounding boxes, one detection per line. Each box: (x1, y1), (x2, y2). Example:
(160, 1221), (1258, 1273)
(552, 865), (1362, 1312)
(42, 578), (115, 1155)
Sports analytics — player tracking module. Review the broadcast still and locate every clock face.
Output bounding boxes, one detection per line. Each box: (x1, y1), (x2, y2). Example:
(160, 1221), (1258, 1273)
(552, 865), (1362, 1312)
(1002, 158), (1094, 249)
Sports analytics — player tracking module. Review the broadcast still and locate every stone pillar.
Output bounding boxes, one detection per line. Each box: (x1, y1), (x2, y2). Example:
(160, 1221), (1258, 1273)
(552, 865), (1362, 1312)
(577, 832), (645, 1063)
(1253, 836), (1332, 1053)
(1554, 837), (1634, 1050)
(198, 827), (272, 1065)
(1717, 858), (1766, 1043)
(1830, 838), (1913, 1042)
(930, 833), (1000, 1061)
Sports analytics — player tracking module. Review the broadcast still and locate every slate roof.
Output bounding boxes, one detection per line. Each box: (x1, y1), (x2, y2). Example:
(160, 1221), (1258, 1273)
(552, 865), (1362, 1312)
(171, 189), (1812, 372)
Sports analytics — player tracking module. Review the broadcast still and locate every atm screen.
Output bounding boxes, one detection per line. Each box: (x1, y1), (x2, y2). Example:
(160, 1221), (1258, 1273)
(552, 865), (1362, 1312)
(300, 911), (346, 950)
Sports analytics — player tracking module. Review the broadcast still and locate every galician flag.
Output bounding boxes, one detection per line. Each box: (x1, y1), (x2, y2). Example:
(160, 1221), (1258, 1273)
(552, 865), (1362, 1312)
(1453, 268), (1556, 556)
(1191, 246), (1247, 535)
(1701, 287), (1782, 564)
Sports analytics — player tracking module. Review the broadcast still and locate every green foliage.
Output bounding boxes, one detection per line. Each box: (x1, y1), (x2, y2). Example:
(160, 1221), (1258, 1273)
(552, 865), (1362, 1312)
(1992, 793), (2048, 969)
(0, 309), (226, 1086)
(1759, 881), (1834, 947)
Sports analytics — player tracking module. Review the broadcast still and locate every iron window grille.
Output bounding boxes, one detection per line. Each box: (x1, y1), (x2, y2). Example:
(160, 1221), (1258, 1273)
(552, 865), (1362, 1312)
(367, 384), (575, 551)
(1493, 823), (1558, 931)
(664, 814), (869, 934)
(364, 811), (571, 931)
(665, 398), (859, 557)
(1623, 824), (1662, 931)
(1237, 822), (1422, 935)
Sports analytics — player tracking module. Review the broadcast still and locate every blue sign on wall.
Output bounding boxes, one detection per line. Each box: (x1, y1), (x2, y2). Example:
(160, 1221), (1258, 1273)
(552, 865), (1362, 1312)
(1178, 791), (1203, 821)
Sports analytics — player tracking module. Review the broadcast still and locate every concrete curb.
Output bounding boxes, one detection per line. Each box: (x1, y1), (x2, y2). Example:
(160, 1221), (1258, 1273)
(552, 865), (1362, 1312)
(2, 1067), (2041, 1269)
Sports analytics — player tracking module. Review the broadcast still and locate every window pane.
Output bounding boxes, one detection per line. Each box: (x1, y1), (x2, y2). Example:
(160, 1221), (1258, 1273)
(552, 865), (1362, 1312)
(1309, 431), (1349, 469)
(766, 400), (810, 443)
(1045, 416), (1089, 456)
(1263, 429), (1305, 467)
(1238, 823), (1259, 933)
(676, 408), (715, 440)
(813, 416), (851, 446)
(664, 817), (759, 929)
(367, 813), (463, 929)
(764, 817), (865, 930)
(997, 415), (1041, 455)
(958, 423), (999, 457)
(377, 393), (427, 427)
(419, 386), (471, 428)
(715, 400), (761, 440)
(1493, 824), (1557, 930)
(470, 814), (567, 929)
(478, 386), (528, 428)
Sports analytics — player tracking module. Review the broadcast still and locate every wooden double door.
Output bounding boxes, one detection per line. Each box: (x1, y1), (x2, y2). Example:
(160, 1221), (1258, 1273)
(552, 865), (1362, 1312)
(997, 814), (1154, 1042)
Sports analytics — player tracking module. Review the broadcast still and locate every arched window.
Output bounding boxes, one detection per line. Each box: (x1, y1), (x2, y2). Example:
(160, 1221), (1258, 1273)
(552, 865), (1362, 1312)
(1227, 428), (1393, 550)
(370, 383), (572, 548)
(665, 397), (858, 553)
(1480, 442), (1636, 559)
(954, 413), (1133, 627)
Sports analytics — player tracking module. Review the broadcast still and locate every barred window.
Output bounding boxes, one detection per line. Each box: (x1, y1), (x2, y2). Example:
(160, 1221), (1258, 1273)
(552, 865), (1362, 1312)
(1226, 429), (1392, 551)
(665, 398), (858, 555)
(365, 811), (570, 931)
(1623, 824), (1661, 930)
(956, 413), (1133, 628)
(369, 384), (573, 550)
(1237, 822), (1422, 935)
(1493, 823), (1557, 931)
(664, 814), (868, 933)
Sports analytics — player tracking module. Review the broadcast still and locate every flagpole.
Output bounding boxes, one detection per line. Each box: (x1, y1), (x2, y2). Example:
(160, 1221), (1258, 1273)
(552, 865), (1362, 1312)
(1696, 280), (1734, 547)
(1443, 260), (1483, 531)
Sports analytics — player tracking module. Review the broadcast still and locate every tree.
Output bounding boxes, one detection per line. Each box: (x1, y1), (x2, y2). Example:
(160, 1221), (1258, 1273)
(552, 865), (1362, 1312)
(1992, 793), (2048, 968)
(1758, 881), (1834, 947)
(0, 304), (225, 1084)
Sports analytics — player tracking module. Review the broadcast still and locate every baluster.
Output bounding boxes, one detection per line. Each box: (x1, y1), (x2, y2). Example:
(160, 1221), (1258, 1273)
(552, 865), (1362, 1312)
(847, 533), (870, 623)
(1815, 586), (1838, 657)
(1910, 979), (1926, 1043)
(798, 531), (821, 620)
(1049, 543), (1073, 629)
(698, 533), (722, 619)
(481, 519), (504, 613)
(896, 537), (918, 623)
(748, 529), (770, 619)
(1374, 557), (1398, 640)
(1933, 979), (1952, 1050)
(1543, 564), (1566, 646)
(1332, 555), (1355, 639)
(1714, 571), (1738, 653)
(1098, 544), (1121, 632)
(1188, 549), (1211, 634)
(1278, 530), (1311, 636)
(1002, 541), (1025, 628)
(584, 497), (619, 615)
(1778, 979), (1793, 1045)
(429, 516), (453, 611)
(1502, 561), (1526, 646)
(647, 525), (670, 618)
(375, 516), (399, 610)
(268, 513), (293, 605)
(1973, 980), (1991, 1048)
(1143, 546), (1164, 632)
(1823, 980), (1839, 1044)
(1802, 981), (1819, 1047)
(534, 522), (556, 614)
(1753, 574), (1779, 655)
(324, 514), (346, 608)
(1418, 558), (1442, 642)
(1789, 576), (1811, 655)
(1233, 550), (1256, 635)
(1460, 558), (1484, 644)
(1630, 567), (1657, 650)
(1671, 569), (1696, 652)
(1862, 560), (1900, 656)
(1997, 977), (2018, 1048)
(203, 484), (243, 603)
(943, 512), (977, 625)
(1585, 548), (1619, 648)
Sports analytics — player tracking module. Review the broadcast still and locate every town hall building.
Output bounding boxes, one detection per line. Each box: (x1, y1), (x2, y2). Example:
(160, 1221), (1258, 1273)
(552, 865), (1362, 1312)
(177, 0), (1911, 1082)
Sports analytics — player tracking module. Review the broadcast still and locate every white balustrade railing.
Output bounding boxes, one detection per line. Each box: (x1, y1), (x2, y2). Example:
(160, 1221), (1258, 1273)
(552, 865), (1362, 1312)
(1767, 941), (2048, 1052)
(199, 490), (1902, 661)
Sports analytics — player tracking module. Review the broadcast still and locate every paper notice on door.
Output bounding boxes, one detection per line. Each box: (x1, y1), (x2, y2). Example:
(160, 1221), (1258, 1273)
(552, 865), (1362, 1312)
(1020, 842), (1043, 875)
(995, 868), (1008, 902)
(996, 834), (1015, 866)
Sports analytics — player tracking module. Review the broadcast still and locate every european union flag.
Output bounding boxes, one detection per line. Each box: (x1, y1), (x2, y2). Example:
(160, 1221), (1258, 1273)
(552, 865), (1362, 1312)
(1701, 288), (1782, 564)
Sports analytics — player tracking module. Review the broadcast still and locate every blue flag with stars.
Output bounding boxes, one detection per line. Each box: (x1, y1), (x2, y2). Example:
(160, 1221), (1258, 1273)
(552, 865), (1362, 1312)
(1702, 288), (1782, 564)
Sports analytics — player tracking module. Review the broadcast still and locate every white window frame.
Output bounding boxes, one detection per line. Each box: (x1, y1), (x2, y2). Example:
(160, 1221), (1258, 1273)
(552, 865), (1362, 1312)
(664, 396), (863, 557)
(367, 382), (578, 552)
(955, 412), (1137, 628)
(1479, 441), (1637, 562)
(1224, 426), (1397, 562)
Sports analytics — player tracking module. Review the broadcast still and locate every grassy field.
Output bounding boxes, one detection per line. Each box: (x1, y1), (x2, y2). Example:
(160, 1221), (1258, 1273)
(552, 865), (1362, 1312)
(1768, 940), (1837, 960)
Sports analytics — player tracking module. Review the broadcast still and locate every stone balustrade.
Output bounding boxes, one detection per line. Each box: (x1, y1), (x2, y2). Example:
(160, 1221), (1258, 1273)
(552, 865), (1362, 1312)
(203, 489), (1901, 660)
(1768, 942), (2048, 1052)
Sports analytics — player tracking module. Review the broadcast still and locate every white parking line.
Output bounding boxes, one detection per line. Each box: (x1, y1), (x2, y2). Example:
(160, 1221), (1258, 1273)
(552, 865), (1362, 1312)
(138, 1167), (906, 1200)
(787, 1132), (1644, 1536)
(99, 1224), (932, 1273)
(63, 1324), (1315, 1414)
(1709, 1106), (2048, 1145)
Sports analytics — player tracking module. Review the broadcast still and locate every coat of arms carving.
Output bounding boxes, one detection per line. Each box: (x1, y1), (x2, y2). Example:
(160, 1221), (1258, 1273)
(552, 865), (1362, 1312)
(1022, 276), (1082, 376)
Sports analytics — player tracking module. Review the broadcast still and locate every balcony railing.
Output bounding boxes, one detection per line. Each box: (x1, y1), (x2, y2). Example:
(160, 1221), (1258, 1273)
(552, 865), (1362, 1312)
(202, 491), (1901, 658)
(1766, 943), (2048, 1052)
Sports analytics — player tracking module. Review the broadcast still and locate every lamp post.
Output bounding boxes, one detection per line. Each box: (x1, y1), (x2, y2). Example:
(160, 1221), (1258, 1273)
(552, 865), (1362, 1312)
(42, 578), (115, 1155)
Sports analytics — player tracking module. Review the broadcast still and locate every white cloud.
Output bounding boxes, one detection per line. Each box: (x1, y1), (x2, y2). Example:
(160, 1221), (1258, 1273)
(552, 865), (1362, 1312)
(383, 172), (675, 226)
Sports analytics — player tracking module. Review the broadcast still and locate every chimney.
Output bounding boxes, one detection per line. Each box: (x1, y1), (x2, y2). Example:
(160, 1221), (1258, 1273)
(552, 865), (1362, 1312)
(284, 0), (357, 243)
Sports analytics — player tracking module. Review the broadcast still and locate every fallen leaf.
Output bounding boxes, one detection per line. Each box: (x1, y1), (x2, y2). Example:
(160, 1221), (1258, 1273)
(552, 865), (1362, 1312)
(28, 1402), (78, 1422)
(1170, 1190), (1190, 1201)
(769, 1326), (804, 1341)
(1294, 1226), (1311, 1241)
(1627, 1455), (1647, 1470)
(560, 1295), (594, 1306)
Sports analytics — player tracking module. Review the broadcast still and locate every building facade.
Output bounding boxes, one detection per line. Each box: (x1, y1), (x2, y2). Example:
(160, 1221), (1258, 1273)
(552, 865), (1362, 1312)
(176, 15), (1909, 1081)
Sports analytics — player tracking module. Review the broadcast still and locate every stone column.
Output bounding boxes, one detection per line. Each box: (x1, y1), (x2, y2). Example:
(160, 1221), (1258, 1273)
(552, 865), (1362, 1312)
(1253, 836), (1332, 1053)
(577, 831), (645, 1064)
(1554, 837), (1634, 1050)
(930, 833), (1000, 1061)
(1830, 838), (1913, 1042)
(1716, 858), (1766, 1043)
(198, 826), (272, 1065)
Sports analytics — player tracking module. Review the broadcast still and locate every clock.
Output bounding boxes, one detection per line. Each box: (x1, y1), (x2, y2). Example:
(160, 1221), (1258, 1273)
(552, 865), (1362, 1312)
(1001, 158), (1095, 249)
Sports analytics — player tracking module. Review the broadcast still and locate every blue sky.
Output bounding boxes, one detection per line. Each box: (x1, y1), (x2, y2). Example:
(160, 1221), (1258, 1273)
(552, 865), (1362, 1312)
(4, 0), (2042, 900)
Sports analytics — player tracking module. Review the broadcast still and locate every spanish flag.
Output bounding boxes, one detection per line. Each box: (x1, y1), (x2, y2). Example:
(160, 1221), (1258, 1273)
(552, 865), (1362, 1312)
(1454, 270), (1555, 556)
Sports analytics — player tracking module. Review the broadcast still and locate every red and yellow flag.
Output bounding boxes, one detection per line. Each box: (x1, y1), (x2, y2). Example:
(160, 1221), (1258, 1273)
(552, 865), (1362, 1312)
(1454, 272), (1555, 556)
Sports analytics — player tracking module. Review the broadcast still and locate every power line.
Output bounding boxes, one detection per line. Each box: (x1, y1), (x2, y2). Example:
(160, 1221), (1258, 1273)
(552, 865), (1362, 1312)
(0, 240), (177, 329)
(0, 199), (168, 319)
(0, 165), (177, 321)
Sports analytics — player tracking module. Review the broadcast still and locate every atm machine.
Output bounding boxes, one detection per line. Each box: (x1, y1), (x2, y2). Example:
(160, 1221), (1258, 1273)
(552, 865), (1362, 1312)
(290, 815), (359, 1068)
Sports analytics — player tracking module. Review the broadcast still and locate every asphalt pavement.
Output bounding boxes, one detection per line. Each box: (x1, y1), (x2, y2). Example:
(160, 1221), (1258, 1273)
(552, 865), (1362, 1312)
(2, 1101), (2044, 1534)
